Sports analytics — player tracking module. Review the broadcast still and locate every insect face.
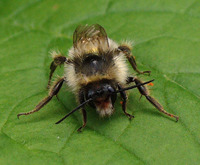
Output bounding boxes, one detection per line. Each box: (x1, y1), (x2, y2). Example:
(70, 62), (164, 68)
(84, 80), (117, 117)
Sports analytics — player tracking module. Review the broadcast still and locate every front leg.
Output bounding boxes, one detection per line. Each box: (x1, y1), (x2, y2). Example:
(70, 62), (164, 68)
(118, 45), (151, 75)
(118, 84), (134, 119)
(77, 91), (87, 132)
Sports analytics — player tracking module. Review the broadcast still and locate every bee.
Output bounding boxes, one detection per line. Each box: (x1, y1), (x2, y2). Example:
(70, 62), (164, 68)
(17, 24), (179, 132)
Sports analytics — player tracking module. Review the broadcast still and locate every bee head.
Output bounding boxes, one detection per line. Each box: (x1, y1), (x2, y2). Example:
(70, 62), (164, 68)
(84, 80), (117, 113)
(87, 84), (114, 98)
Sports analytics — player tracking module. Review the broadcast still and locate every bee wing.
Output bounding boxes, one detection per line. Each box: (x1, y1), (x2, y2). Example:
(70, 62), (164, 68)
(73, 24), (109, 49)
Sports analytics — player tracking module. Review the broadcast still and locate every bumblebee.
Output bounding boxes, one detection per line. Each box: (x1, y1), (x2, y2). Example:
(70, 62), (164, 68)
(17, 24), (179, 132)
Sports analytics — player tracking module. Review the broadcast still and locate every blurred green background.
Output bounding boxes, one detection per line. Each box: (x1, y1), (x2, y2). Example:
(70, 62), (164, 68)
(0, 0), (200, 164)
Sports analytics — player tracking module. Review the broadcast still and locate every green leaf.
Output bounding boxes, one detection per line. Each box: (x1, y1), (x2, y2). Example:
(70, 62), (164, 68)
(1, 0), (200, 164)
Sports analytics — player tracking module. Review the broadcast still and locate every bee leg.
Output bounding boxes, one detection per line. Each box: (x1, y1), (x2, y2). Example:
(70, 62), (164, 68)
(47, 55), (67, 89)
(118, 45), (151, 75)
(129, 77), (179, 121)
(126, 76), (136, 84)
(118, 84), (134, 119)
(77, 91), (87, 132)
(77, 109), (87, 132)
(17, 77), (65, 118)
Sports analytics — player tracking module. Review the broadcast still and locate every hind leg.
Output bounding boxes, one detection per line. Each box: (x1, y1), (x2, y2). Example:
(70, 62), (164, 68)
(127, 76), (179, 121)
(118, 45), (151, 75)
(47, 52), (70, 88)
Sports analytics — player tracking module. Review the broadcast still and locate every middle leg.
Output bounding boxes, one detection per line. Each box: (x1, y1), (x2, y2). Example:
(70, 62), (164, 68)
(127, 76), (179, 121)
(17, 77), (65, 118)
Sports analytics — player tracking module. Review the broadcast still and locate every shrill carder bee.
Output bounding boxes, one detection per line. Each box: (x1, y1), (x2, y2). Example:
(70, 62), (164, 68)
(17, 24), (179, 132)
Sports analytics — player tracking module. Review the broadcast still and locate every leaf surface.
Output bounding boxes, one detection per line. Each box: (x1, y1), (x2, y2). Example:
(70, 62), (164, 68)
(0, 0), (200, 164)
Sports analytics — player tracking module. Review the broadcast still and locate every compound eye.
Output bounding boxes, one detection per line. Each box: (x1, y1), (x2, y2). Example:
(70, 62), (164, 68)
(107, 86), (114, 93)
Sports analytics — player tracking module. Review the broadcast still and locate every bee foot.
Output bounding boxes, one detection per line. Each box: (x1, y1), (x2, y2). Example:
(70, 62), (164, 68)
(126, 114), (134, 120)
(142, 70), (151, 76)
